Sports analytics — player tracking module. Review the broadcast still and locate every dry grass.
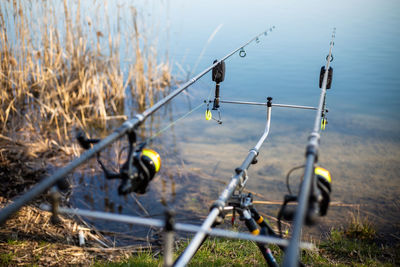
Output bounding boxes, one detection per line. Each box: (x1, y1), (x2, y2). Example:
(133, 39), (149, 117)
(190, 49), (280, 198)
(0, 0), (171, 156)
(0, 196), (154, 266)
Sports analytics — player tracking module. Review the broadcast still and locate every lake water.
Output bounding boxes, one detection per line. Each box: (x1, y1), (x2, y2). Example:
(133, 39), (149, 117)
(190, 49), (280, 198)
(66, 0), (400, 244)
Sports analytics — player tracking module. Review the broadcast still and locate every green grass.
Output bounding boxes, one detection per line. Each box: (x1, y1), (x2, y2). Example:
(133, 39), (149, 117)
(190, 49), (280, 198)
(0, 252), (14, 265)
(95, 219), (399, 267)
(6, 239), (26, 245)
(2, 215), (397, 266)
(95, 238), (266, 267)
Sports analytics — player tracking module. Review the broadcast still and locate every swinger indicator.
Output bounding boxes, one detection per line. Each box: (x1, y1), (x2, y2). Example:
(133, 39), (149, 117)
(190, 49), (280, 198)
(205, 109), (212, 121)
(321, 118), (327, 130)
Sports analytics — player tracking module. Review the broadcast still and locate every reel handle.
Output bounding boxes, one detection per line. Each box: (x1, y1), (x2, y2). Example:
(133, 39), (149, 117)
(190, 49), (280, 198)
(76, 131), (100, 149)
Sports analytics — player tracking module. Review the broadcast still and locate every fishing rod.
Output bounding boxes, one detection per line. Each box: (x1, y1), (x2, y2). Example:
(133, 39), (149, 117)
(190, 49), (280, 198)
(282, 28), (335, 267)
(0, 27), (275, 225)
(175, 30), (335, 266)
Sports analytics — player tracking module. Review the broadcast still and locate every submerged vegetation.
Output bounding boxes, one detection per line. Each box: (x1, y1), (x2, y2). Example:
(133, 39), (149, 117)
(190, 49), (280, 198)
(0, 0), (171, 157)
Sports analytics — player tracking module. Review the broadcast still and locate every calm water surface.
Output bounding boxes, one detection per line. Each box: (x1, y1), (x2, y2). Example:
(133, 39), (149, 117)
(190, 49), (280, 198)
(70, 0), (400, 244)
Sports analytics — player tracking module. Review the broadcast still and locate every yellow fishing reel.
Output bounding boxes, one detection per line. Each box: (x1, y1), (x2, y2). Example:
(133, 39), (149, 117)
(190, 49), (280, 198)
(116, 147), (162, 195)
(76, 130), (162, 195)
(315, 166), (332, 216)
(279, 165), (332, 226)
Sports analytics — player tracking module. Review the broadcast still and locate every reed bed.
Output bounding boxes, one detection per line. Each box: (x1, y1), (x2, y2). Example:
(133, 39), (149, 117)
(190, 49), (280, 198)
(0, 0), (171, 158)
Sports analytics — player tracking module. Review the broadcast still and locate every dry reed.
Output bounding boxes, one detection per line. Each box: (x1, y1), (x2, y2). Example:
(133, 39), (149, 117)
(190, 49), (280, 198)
(0, 0), (171, 158)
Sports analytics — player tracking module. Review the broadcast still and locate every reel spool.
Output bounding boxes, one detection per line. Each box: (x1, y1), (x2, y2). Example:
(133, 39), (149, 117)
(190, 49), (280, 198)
(278, 166), (332, 230)
(142, 149), (162, 175)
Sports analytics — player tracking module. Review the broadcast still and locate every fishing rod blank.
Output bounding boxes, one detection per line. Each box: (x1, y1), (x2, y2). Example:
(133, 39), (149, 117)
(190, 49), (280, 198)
(283, 28), (336, 267)
(0, 27), (275, 226)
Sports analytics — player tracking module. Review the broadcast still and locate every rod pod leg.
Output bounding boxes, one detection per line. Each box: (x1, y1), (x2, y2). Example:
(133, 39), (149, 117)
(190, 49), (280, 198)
(164, 210), (175, 267)
(239, 209), (278, 267)
(250, 206), (306, 267)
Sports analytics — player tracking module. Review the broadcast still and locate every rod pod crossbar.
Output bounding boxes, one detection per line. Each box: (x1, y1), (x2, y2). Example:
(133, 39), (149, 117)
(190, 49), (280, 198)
(0, 27), (275, 225)
(38, 204), (314, 250)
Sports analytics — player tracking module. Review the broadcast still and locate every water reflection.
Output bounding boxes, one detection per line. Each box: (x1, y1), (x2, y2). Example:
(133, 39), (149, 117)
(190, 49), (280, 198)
(70, 82), (400, 244)
(65, 0), (400, 246)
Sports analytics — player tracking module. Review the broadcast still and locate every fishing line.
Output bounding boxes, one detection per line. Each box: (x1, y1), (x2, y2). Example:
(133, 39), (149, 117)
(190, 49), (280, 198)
(146, 81), (215, 143)
(285, 165), (305, 195)
(146, 101), (206, 142)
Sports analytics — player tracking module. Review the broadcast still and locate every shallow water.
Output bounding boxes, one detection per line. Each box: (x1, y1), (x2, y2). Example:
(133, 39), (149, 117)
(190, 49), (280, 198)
(66, 0), (400, 244)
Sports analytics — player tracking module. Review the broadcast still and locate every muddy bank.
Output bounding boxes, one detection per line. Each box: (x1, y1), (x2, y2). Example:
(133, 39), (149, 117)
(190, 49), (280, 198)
(0, 137), (48, 200)
(0, 138), (156, 266)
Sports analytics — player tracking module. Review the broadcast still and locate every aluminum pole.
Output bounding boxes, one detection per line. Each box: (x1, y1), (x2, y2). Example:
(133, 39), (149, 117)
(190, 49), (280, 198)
(220, 100), (317, 110)
(39, 204), (313, 250)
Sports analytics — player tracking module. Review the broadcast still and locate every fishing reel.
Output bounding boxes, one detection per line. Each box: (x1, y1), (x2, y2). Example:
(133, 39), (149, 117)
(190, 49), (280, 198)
(277, 166), (332, 235)
(77, 130), (161, 195)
